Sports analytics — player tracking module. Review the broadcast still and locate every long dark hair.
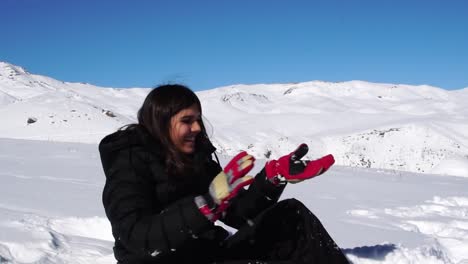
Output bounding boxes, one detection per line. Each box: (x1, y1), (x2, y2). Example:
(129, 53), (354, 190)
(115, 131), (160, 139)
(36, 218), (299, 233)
(131, 84), (210, 177)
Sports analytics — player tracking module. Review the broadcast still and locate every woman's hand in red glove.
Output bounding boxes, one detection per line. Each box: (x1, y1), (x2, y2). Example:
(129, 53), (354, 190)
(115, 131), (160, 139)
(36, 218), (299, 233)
(265, 144), (335, 185)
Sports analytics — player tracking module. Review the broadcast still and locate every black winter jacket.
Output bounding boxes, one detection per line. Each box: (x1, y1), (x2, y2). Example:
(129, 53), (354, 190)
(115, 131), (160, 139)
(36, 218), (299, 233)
(99, 126), (285, 264)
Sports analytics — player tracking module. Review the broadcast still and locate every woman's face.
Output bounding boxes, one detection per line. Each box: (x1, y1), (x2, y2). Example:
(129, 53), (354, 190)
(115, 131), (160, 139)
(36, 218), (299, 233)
(169, 104), (202, 154)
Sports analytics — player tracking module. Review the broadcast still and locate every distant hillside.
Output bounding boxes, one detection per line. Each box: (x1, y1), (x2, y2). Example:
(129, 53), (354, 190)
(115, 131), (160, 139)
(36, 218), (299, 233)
(1, 61), (467, 176)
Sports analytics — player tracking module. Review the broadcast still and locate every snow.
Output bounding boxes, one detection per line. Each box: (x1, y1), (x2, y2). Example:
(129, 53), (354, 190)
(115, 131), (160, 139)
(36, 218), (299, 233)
(1, 138), (468, 263)
(1, 61), (468, 263)
(431, 157), (468, 178)
(1, 61), (467, 176)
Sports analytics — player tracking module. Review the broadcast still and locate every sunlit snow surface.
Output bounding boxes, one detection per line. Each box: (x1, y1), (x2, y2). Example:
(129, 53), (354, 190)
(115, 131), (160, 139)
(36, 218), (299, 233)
(1, 62), (468, 263)
(1, 138), (468, 263)
(1, 61), (468, 177)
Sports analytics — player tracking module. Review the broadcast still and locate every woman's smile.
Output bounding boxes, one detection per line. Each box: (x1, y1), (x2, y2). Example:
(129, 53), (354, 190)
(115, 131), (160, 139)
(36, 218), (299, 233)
(169, 104), (202, 154)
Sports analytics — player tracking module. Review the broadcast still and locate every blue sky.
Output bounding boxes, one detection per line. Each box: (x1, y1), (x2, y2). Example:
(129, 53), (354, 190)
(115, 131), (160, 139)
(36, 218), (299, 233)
(1, 0), (467, 91)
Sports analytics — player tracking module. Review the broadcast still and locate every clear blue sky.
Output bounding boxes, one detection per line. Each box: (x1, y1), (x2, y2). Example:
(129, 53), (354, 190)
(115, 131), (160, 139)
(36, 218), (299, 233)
(1, 0), (467, 91)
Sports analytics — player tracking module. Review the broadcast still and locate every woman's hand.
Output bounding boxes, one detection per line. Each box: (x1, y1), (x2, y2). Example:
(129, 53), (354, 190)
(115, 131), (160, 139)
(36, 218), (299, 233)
(195, 151), (255, 221)
(265, 144), (335, 185)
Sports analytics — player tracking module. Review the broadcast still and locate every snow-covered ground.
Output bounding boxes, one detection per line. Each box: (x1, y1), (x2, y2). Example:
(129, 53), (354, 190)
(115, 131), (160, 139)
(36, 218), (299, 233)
(1, 61), (468, 263)
(1, 138), (468, 263)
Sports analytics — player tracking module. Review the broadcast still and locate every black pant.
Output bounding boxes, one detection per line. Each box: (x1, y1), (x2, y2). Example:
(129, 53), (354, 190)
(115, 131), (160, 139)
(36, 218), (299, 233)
(215, 199), (350, 264)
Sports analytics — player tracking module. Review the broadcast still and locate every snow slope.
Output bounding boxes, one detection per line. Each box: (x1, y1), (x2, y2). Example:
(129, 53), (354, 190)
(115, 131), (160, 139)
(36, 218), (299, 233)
(198, 82), (468, 177)
(1, 138), (468, 263)
(0, 62), (144, 143)
(1, 61), (467, 177)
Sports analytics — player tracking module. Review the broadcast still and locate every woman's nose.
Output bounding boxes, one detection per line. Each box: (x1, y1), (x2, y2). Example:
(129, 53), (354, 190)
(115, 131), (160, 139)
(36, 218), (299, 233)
(192, 121), (201, 132)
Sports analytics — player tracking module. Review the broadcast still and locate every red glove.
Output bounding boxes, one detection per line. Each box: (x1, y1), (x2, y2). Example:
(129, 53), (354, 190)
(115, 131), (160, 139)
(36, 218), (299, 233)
(265, 144), (335, 185)
(195, 151), (255, 221)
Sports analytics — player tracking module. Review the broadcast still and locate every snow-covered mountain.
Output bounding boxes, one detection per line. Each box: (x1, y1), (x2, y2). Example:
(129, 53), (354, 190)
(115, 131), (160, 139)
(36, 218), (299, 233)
(2, 61), (468, 264)
(1, 61), (467, 177)
(0, 62), (147, 142)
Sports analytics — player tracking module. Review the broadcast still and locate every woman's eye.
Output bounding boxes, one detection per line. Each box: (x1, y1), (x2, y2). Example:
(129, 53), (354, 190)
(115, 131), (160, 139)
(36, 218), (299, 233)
(181, 116), (201, 124)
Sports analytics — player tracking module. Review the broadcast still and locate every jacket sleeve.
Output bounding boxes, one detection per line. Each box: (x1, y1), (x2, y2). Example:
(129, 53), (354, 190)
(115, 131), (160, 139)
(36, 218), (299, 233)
(220, 168), (286, 229)
(101, 146), (213, 260)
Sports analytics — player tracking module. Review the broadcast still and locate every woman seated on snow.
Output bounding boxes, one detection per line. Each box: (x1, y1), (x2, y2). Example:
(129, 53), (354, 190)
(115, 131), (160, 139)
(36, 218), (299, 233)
(99, 84), (349, 264)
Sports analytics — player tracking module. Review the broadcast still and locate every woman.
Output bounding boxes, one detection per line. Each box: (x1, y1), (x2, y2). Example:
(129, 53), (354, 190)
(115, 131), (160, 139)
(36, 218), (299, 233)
(99, 84), (349, 264)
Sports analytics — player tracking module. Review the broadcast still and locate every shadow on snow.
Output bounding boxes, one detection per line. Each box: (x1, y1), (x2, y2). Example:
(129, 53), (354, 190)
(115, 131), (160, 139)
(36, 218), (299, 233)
(342, 243), (397, 260)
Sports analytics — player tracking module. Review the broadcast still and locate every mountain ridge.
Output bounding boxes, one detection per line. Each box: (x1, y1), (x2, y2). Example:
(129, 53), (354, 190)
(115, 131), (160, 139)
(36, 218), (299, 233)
(1, 61), (467, 177)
